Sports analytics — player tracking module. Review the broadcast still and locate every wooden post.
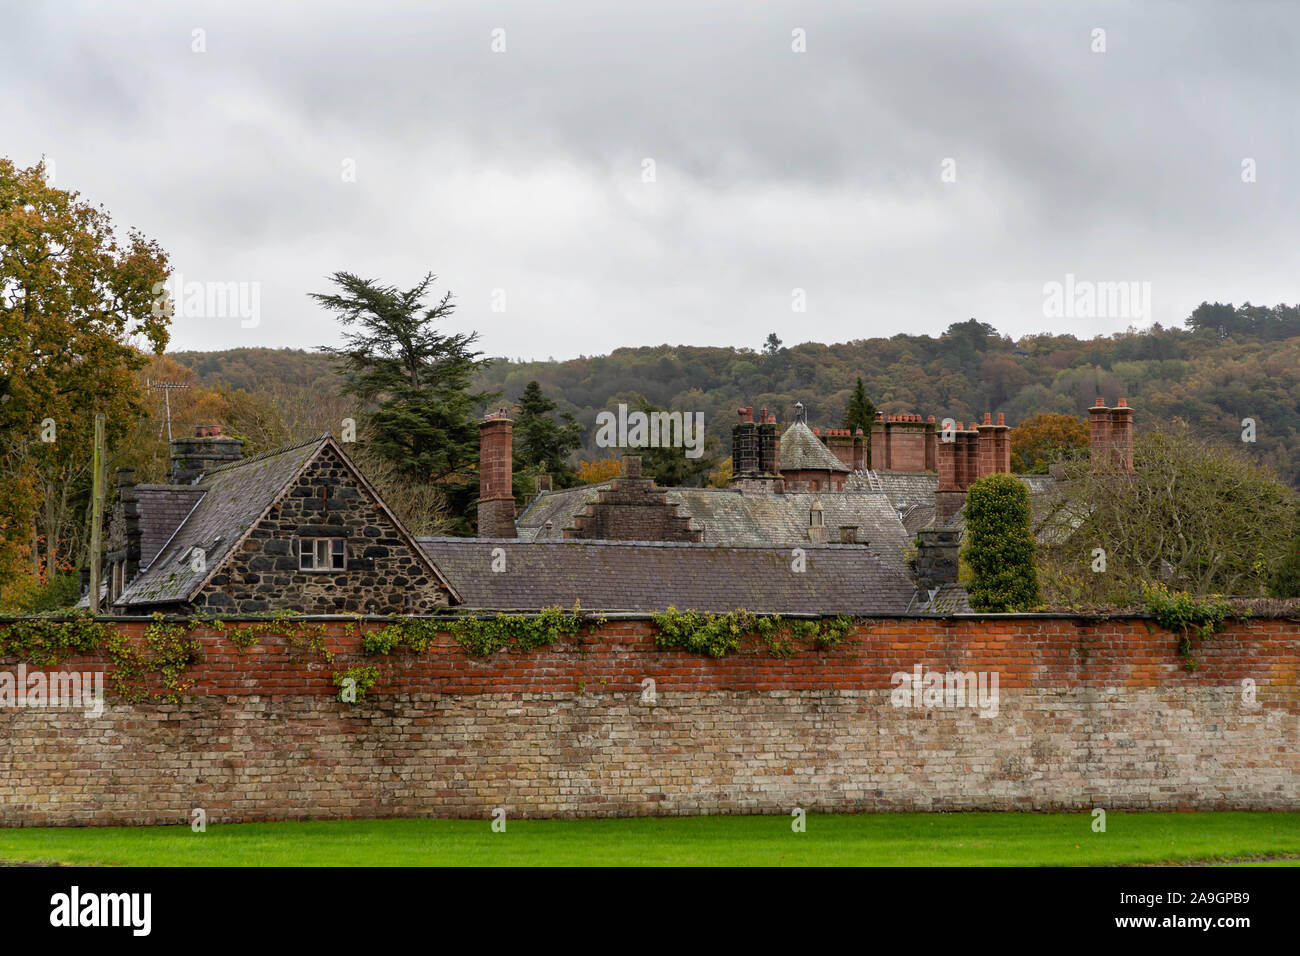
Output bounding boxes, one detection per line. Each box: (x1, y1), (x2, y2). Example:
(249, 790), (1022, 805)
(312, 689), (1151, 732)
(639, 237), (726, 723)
(89, 413), (105, 614)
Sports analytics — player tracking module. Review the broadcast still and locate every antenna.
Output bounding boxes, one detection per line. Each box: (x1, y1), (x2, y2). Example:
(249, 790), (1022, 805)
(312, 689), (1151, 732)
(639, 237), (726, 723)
(147, 380), (190, 442)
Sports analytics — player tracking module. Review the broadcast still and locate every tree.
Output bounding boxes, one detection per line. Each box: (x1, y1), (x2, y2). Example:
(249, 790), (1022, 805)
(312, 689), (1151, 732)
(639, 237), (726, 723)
(1038, 423), (1298, 604)
(1270, 516), (1300, 598)
(841, 377), (877, 468)
(1010, 413), (1089, 474)
(615, 398), (719, 487)
(577, 456), (622, 484)
(0, 156), (170, 606)
(964, 474), (1041, 612)
(313, 271), (498, 535)
(763, 333), (783, 356)
(512, 380), (583, 502)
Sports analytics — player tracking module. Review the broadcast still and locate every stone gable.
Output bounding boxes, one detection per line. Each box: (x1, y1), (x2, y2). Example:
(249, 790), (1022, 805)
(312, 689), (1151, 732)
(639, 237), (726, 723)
(194, 444), (451, 614)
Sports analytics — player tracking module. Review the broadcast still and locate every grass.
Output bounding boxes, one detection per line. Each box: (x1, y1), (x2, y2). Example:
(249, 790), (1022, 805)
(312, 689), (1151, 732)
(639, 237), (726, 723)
(2, 811), (1298, 866)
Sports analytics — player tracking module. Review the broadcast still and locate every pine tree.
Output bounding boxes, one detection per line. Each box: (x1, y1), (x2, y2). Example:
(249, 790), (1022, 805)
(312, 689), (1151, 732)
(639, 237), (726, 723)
(842, 377), (877, 469)
(313, 271), (499, 534)
(513, 380), (583, 501)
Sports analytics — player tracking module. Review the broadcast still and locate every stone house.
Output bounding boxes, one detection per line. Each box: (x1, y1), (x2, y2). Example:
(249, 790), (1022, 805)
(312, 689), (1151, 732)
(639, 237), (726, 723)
(107, 429), (457, 615)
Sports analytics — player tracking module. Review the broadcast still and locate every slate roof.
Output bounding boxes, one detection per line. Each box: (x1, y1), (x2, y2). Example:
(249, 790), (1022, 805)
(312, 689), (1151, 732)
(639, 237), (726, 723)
(114, 435), (458, 608)
(115, 437), (326, 607)
(779, 420), (851, 472)
(417, 538), (920, 614)
(874, 472), (940, 512)
(135, 485), (206, 566)
(910, 583), (973, 614)
(516, 484), (913, 566)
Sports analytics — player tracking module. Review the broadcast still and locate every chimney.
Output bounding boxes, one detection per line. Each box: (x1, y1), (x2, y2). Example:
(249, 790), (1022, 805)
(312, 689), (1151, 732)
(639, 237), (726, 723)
(169, 425), (243, 484)
(477, 410), (517, 538)
(111, 466), (141, 602)
(621, 454), (642, 479)
(935, 420), (974, 526)
(995, 413), (1011, 474)
(731, 406), (758, 476)
(757, 414), (780, 475)
(1109, 399), (1134, 473)
(1088, 399), (1112, 471)
(914, 529), (960, 589)
(977, 412), (1012, 478)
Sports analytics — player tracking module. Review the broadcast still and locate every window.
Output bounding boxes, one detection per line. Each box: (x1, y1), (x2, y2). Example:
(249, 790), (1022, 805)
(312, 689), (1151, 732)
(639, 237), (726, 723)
(299, 537), (346, 571)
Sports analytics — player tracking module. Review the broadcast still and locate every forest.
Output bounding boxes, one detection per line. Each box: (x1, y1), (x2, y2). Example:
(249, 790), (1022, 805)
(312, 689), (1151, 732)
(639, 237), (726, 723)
(171, 305), (1300, 488)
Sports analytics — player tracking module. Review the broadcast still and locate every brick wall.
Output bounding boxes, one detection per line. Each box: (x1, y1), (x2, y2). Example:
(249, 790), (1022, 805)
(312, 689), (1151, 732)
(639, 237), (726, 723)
(563, 469), (702, 541)
(1, 616), (1296, 825)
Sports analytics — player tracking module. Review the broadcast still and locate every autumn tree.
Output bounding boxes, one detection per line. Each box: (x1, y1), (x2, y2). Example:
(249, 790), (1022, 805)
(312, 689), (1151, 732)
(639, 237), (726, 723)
(576, 455), (622, 484)
(313, 271), (498, 534)
(1010, 413), (1089, 474)
(0, 157), (170, 607)
(1037, 423), (1298, 604)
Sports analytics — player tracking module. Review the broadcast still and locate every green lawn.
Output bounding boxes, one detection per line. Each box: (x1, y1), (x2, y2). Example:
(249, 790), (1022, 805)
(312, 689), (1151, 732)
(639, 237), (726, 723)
(2, 812), (1298, 866)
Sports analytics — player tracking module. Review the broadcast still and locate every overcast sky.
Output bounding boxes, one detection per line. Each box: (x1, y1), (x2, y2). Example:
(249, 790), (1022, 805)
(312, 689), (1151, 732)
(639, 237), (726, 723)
(8, 1), (1298, 360)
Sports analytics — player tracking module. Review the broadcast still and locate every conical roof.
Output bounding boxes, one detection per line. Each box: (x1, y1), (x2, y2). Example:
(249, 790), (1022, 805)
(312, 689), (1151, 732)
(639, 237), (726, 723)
(778, 420), (851, 472)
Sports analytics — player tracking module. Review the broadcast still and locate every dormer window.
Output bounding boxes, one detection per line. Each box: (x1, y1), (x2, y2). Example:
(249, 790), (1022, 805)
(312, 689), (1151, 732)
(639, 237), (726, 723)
(809, 499), (825, 528)
(300, 537), (346, 571)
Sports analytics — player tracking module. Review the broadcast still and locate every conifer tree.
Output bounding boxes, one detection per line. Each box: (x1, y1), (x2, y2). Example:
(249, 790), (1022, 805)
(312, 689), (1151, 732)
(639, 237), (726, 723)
(842, 377), (877, 469)
(513, 380), (583, 501)
(313, 271), (498, 534)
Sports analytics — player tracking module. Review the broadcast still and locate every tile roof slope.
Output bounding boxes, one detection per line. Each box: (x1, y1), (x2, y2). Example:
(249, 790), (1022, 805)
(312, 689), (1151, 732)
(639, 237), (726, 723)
(416, 538), (919, 614)
(779, 420), (851, 472)
(115, 436), (326, 606)
(518, 485), (912, 566)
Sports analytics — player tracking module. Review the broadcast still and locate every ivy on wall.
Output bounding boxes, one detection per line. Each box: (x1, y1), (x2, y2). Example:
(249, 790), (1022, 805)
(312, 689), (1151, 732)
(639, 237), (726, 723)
(1142, 584), (1238, 671)
(651, 608), (853, 659)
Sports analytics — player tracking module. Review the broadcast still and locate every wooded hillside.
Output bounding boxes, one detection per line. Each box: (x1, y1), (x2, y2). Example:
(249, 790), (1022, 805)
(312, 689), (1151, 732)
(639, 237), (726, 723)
(171, 304), (1300, 488)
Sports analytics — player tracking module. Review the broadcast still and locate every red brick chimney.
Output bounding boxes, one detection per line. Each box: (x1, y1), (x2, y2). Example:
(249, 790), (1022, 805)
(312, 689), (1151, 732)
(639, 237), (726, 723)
(477, 409), (517, 538)
(1089, 399), (1112, 471)
(977, 412), (1012, 477)
(1109, 398), (1134, 473)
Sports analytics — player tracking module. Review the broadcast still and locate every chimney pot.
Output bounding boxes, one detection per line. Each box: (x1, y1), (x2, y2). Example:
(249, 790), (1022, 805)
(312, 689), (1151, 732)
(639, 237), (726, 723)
(997, 413), (1005, 426)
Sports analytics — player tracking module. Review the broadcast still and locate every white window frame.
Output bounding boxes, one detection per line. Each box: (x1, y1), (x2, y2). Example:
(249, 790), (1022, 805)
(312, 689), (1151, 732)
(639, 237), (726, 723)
(299, 537), (346, 572)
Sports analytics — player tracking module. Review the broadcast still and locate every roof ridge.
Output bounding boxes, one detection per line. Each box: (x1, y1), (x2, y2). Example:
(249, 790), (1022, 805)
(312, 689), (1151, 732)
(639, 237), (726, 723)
(203, 434), (328, 476)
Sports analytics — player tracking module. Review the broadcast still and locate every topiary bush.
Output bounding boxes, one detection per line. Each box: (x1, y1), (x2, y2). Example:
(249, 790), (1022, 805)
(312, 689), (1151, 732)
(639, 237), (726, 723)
(963, 473), (1041, 612)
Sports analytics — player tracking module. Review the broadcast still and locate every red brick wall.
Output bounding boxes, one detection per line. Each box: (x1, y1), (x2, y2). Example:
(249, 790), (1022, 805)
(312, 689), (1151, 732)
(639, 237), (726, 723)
(1, 616), (1296, 824)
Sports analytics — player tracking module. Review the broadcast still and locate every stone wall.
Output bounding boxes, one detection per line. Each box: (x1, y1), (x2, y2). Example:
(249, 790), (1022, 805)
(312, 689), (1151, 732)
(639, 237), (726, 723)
(0, 615), (1296, 825)
(191, 445), (451, 615)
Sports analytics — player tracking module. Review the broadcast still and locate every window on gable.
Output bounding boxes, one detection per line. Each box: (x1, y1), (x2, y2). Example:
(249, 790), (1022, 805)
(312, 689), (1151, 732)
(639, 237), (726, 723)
(299, 537), (346, 571)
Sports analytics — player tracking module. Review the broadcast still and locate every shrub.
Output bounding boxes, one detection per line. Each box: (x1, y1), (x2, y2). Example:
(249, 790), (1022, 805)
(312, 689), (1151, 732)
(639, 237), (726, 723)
(964, 474), (1040, 612)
